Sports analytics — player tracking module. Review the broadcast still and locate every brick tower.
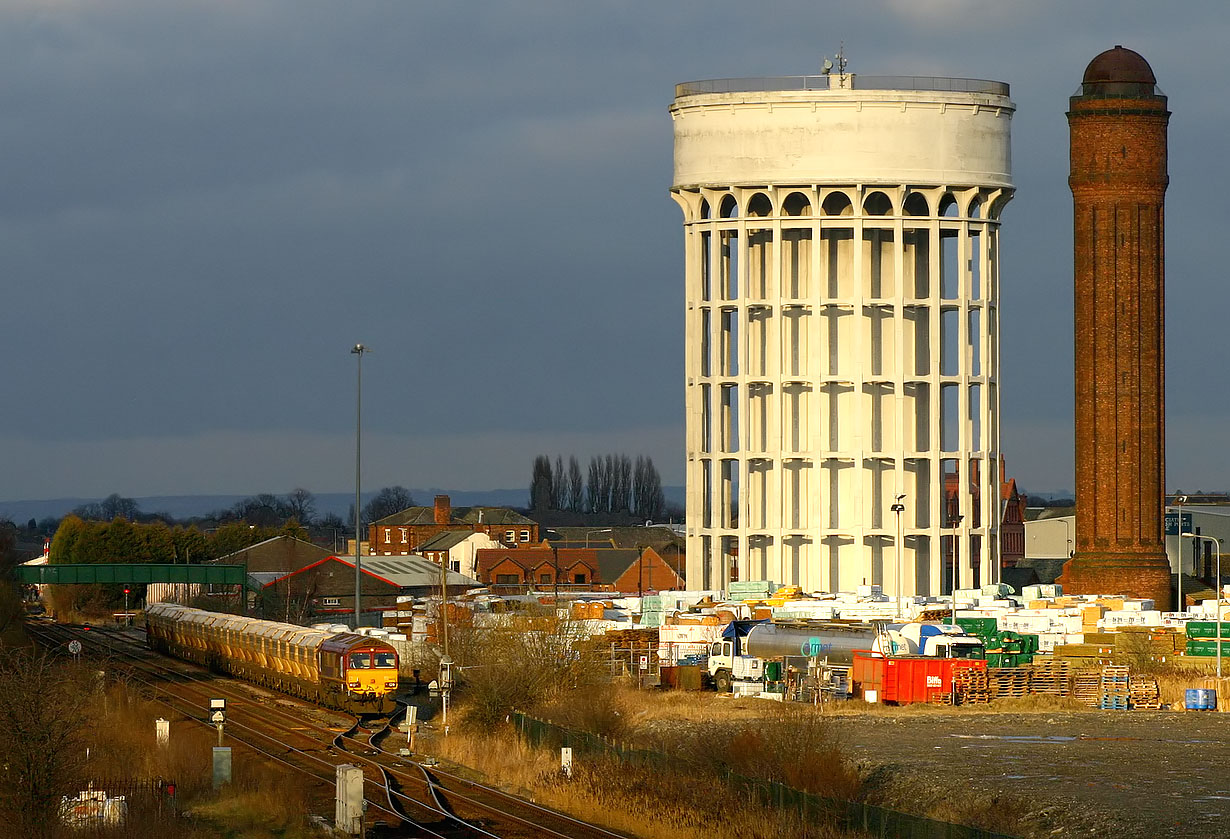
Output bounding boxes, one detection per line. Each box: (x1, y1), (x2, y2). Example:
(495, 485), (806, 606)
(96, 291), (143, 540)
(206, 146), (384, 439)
(1058, 46), (1171, 609)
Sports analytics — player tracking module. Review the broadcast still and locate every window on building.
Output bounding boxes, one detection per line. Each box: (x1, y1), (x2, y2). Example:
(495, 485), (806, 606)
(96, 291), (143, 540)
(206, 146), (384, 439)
(322, 597), (340, 607)
(399, 528), (408, 544)
(505, 531), (516, 543)
(450, 561), (460, 573)
(496, 574), (519, 584)
(520, 530), (530, 542)
(382, 527), (391, 543)
(573, 573), (587, 584)
(539, 573), (551, 584)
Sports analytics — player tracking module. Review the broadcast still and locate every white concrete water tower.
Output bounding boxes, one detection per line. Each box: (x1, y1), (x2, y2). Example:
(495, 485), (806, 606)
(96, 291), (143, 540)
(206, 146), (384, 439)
(670, 72), (1014, 598)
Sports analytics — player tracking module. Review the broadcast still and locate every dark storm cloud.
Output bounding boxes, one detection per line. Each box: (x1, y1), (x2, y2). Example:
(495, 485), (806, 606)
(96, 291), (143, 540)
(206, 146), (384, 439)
(2, 0), (1228, 497)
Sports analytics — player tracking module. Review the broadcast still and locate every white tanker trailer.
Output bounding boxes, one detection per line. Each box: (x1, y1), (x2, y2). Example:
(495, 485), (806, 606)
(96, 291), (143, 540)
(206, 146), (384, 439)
(707, 620), (985, 694)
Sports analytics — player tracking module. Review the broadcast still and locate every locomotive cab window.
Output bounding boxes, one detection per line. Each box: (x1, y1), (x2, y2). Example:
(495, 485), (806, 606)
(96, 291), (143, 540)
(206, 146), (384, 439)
(349, 653), (373, 669)
(374, 652), (396, 668)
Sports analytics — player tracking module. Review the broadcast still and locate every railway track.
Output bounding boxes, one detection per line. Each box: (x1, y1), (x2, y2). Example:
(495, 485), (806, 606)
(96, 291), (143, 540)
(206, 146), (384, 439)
(29, 619), (632, 839)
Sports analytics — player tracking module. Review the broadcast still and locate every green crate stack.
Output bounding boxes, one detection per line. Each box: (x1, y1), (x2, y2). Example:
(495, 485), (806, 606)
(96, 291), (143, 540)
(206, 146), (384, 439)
(986, 651), (1035, 668)
(1185, 638), (1230, 656)
(1185, 621), (1230, 639)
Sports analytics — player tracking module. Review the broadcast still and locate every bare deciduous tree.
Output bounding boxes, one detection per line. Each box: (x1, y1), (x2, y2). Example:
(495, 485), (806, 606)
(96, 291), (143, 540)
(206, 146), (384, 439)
(0, 652), (97, 837)
(285, 488), (317, 525)
(362, 486), (416, 524)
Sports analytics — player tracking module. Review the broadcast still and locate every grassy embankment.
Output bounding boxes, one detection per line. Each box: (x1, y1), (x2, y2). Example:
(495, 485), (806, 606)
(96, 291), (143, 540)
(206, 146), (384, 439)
(0, 612), (326, 839)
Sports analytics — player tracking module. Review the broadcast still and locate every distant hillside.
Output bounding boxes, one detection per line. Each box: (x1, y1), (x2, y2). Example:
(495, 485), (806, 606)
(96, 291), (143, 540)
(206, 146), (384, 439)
(0, 486), (684, 523)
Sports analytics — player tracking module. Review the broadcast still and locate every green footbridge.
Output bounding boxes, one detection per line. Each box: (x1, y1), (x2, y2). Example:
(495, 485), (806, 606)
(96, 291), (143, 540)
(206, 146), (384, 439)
(16, 564), (246, 585)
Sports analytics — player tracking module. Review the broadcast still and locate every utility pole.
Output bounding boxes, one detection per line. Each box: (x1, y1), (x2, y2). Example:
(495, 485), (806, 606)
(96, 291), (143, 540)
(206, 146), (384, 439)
(440, 555), (450, 658)
(351, 343), (369, 630)
(552, 543), (560, 606)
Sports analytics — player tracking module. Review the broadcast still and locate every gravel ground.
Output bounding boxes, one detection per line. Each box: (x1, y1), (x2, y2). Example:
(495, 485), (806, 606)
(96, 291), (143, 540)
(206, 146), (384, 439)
(826, 709), (1230, 838)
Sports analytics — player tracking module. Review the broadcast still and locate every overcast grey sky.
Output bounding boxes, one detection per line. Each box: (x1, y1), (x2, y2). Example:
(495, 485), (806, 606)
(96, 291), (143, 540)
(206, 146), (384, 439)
(3, 0), (1228, 502)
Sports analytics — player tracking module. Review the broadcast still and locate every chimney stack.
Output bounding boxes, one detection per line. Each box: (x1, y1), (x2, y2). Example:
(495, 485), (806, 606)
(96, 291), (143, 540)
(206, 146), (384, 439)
(434, 495), (451, 525)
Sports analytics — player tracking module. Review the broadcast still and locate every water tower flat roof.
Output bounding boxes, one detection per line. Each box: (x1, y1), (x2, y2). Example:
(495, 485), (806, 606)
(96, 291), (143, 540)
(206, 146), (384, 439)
(675, 75), (1009, 98)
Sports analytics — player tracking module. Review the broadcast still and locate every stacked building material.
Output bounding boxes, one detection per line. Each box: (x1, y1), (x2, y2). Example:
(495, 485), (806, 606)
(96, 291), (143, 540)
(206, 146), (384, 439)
(951, 667), (991, 705)
(1128, 675), (1162, 710)
(1073, 670), (1102, 707)
(1029, 660), (1073, 696)
(1099, 665), (1130, 710)
(1184, 621), (1230, 657)
(988, 667), (1030, 700)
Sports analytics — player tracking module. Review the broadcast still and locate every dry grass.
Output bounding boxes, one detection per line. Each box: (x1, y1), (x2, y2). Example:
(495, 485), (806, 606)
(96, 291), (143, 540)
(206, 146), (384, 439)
(434, 681), (1050, 839)
(0, 654), (325, 839)
(431, 724), (855, 839)
(1154, 669), (1230, 709)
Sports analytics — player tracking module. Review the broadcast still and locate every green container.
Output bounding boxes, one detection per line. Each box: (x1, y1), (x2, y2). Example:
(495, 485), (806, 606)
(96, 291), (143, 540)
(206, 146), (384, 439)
(1185, 621), (1230, 639)
(956, 617), (999, 641)
(764, 661), (782, 681)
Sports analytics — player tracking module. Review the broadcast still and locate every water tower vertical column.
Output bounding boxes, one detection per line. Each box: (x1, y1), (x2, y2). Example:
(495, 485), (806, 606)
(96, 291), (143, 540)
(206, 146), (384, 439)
(671, 73), (1014, 597)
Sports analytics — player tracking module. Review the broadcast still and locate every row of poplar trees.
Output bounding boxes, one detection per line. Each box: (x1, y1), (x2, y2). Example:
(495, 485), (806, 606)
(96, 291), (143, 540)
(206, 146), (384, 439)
(530, 454), (666, 521)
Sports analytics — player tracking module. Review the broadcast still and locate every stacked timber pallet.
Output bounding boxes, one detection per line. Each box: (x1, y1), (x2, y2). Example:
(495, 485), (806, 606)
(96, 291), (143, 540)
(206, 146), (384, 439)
(1029, 659), (1073, 697)
(951, 667), (990, 705)
(988, 667), (1030, 700)
(1128, 675), (1162, 710)
(1099, 665), (1130, 710)
(1073, 670), (1102, 707)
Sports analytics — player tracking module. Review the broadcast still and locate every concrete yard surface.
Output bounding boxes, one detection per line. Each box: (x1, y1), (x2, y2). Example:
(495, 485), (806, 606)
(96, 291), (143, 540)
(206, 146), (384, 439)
(829, 710), (1229, 838)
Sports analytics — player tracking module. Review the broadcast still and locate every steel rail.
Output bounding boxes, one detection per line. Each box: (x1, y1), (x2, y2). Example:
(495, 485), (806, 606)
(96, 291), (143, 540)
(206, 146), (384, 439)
(34, 622), (607, 839)
(25, 623), (450, 836)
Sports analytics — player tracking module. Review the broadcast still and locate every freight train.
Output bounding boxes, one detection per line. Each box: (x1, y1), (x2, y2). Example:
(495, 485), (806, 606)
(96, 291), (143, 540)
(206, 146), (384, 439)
(145, 603), (401, 714)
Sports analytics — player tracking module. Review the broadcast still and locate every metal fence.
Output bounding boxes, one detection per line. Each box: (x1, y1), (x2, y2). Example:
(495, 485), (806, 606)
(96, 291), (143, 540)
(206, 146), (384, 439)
(512, 713), (1019, 839)
(674, 75), (1010, 97)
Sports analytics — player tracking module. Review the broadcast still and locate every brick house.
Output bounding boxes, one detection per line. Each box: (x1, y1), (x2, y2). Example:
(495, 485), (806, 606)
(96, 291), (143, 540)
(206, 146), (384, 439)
(597, 547), (684, 595)
(476, 547), (599, 592)
(474, 546), (684, 595)
(1000, 460), (1027, 568)
(417, 530), (500, 580)
(368, 495), (539, 555)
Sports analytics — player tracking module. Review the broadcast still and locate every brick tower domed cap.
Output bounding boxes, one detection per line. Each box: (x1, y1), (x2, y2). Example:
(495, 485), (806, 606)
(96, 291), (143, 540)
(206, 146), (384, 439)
(1080, 46), (1159, 96)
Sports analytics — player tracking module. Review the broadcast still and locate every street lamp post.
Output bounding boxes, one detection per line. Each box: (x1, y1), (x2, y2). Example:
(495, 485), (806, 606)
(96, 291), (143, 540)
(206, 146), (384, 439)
(1185, 534), (1222, 680)
(585, 528), (613, 548)
(351, 343), (369, 630)
(1176, 494), (1189, 613)
(950, 514), (964, 627)
(890, 495), (906, 620)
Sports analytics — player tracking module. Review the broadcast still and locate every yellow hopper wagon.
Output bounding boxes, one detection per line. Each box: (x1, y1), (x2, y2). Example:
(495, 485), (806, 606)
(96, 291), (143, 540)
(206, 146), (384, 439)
(146, 603), (400, 715)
